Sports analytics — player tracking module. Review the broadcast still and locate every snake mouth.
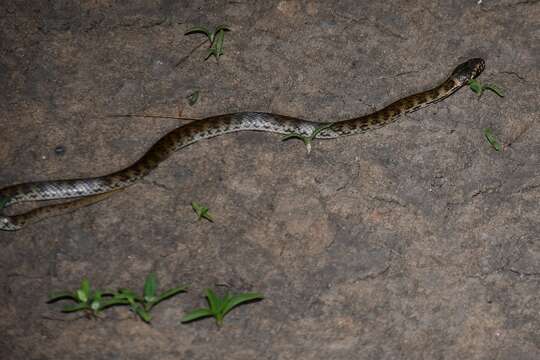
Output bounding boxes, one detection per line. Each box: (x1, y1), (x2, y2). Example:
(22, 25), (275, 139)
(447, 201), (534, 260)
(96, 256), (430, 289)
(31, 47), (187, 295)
(450, 58), (486, 84)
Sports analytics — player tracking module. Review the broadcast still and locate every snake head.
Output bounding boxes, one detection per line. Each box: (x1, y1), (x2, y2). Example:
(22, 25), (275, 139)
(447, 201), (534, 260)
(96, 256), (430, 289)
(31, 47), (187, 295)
(451, 58), (485, 85)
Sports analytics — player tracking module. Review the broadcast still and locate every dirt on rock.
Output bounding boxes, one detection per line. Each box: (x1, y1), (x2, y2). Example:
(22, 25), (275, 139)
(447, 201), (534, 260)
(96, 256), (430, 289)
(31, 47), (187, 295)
(0, 1), (539, 359)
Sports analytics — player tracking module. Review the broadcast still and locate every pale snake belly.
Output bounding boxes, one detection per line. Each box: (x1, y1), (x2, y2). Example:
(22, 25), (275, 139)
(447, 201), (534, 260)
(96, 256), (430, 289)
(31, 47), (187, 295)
(0, 58), (485, 231)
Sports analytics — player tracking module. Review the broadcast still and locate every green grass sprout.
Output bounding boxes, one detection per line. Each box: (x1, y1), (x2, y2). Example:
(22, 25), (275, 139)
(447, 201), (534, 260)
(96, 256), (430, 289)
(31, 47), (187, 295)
(181, 288), (263, 327)
(47, 275), (187, 323)
(47, 279), (120, 318)
(282, 123), (334, 154)
(113, 273), (187, 323)
(187, 90), (200, 106)
(185, 25), (231, 61)
(483, 128), (502, 151)
(468, 79), (504, 98)
(191, 202), (213, 222)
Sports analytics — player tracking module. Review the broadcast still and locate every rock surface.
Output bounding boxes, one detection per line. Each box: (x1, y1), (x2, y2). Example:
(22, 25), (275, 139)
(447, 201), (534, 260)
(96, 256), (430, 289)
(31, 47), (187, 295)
(0, 1), (539, 359)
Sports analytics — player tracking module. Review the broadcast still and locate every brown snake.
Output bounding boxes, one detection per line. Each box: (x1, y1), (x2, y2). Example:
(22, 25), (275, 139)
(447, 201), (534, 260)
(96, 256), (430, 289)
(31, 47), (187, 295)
(0, 58), (485, 231)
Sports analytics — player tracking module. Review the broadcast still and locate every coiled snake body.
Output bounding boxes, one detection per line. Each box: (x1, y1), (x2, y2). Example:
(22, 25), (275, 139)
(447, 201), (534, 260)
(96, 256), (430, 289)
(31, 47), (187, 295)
(0, 58), (485, 231)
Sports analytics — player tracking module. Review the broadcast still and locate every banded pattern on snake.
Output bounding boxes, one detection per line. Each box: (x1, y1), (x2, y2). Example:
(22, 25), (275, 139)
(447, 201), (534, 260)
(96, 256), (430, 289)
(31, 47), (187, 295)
(0, 58), (485, 231)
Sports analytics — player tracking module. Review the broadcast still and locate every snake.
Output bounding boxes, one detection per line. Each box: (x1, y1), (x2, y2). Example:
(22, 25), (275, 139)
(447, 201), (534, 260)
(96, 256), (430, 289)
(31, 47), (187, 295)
(0, 58), (485, 231)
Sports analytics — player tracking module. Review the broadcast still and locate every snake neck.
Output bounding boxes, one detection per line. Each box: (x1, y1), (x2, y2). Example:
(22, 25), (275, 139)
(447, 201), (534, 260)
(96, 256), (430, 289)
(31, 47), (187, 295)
(321, 77), (462, 138)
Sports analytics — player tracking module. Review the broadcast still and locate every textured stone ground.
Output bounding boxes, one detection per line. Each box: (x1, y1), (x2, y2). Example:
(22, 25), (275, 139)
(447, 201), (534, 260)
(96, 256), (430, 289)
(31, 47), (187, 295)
(0, 1), (539, 359)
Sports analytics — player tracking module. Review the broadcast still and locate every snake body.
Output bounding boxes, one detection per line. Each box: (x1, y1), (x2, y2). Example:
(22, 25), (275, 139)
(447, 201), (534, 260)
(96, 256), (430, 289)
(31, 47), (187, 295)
(0, 58), (485, 231)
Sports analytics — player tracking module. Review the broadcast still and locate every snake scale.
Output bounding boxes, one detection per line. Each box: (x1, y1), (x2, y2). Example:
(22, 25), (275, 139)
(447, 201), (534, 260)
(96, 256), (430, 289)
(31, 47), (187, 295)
(0, 58), (485, 231)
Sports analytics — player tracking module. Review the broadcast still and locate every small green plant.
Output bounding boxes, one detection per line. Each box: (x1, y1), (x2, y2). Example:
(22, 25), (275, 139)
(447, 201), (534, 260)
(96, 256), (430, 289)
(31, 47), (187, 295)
(187, 90), (200, 106)
(282, 123), (334, 154)
(468, 79), (504, 97)
(484, 128), (502, 151)
(113, 273), (187, 323)
(47, 275), (187, 323)
(47, 279), (121, 318)
(191, 202), (213, 222)
(185, 25), (230, 61)
(181, 288), (263, 327)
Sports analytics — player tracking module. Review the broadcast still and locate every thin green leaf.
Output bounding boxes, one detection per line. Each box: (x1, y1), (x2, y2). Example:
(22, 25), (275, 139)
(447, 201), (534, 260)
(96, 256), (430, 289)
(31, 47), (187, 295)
(115, 289), (141, 304)
(484, 128), (502, 151)
(213, 29), (226, 57)
(311, 123), (334, 138)
(186, 24), (230, 61)
(191, 201), (203, 213)
(206, 288), (221, 314)
(76, 289), (88, 303)
(221, 292), (264, 316)
(483, 84), (504, 97)
(281, 134), (306, 142)
(219, 292), (233, 313)
(184, 27), (211, 38)
(468, 79), (483, 95)
(191, 202), (213, 222)
(134, 306), (152, 323)
(181, 308), (214, 323)
(113, 292), (129, 300)
(149, 286), (187, 309)
(205, 48), (217, 61)
(99, 299), (130, 310)
(187, 90), (200, 106)
(282, 123), (333, 154)
(47, 291), (77, 303)
(91, 291), (102, 311)
(62, 304), (89, 313)
(215, 313), (224, 326)
(469, 79), (504, 98)
(143, 273), (158, 303)
(116, 288), (137, 297)
(214, 25), (231, 33)
(80, 279), (91, 301)
(201, 211), (213, 222)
